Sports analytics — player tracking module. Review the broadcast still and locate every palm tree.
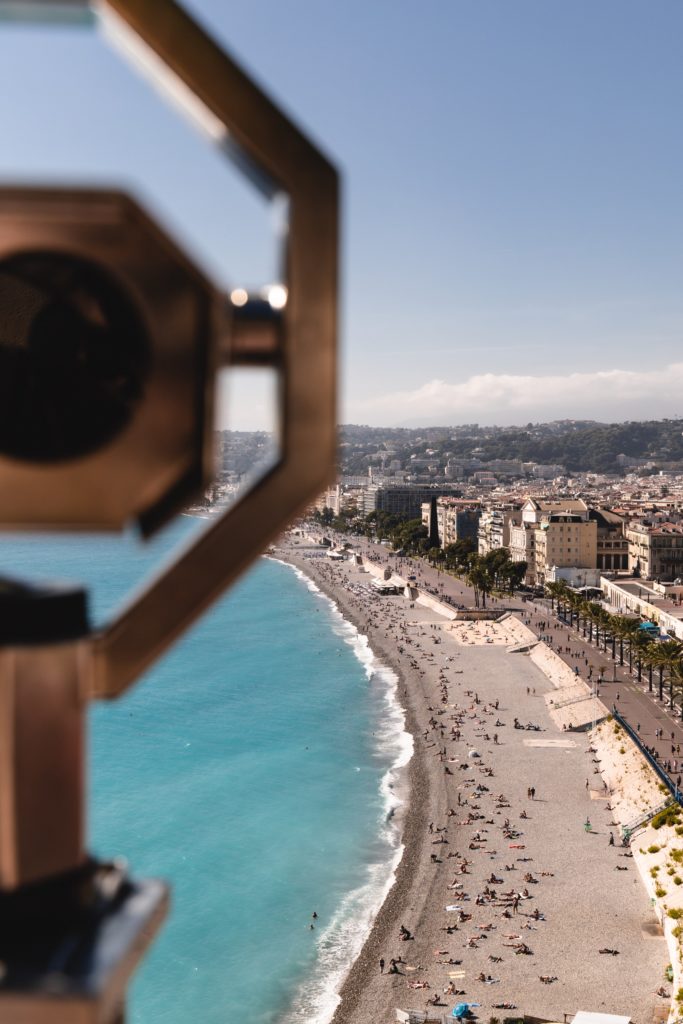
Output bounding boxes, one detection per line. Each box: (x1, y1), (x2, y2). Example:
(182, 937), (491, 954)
(595, 607), (612, 653)
(546, 581), (565, 612)
(576, 599), (589, 638)
(549, 580), (573, 622)
(652, 643), (667, 701)
(649, 641), (670, 703)
(466, 555), (491, 609)
(655, 639), (683, 708)
(672, 652), (683, 717)
(630, 630), (652, 685)
(639, 637), (659, 694)
(607, 613), (623, 662)
(584, 602), (602, 645)
(570, 590), (585, 629)
(620, 619), (642, 673)
(610, 615), (631, 667)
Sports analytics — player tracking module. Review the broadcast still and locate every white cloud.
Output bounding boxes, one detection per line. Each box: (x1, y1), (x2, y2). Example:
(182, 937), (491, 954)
(348, 362), (683, 426)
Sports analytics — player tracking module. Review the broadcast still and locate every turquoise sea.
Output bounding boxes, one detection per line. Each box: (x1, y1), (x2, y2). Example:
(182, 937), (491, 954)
(0, 519), (410, 1023)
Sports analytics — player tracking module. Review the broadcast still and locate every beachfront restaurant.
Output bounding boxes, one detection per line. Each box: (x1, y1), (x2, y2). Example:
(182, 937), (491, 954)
(371, 575), (404, 595)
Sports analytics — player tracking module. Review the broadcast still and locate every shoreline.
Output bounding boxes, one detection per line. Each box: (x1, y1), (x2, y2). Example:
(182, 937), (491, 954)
(274, 537), (667, 1024)
(270, 549), (432, 1024)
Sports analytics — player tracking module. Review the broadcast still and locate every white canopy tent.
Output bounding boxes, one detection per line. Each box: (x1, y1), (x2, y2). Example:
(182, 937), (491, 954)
(572, 1012), (630, 1024)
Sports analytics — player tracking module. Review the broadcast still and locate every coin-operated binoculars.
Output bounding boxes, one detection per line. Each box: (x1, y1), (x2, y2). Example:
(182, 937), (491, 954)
(0, 3), (338, 1021)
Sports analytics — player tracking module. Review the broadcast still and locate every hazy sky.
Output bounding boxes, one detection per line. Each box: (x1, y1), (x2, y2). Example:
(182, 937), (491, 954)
(1, 1), (681, 428)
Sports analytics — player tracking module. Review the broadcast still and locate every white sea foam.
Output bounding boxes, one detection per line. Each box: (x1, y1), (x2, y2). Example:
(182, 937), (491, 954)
(281, 840), (405, 1024)
(271, 555), (414, 1024)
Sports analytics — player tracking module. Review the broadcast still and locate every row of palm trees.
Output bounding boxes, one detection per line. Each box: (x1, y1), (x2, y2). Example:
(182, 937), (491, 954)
(545, 581), (683, 712)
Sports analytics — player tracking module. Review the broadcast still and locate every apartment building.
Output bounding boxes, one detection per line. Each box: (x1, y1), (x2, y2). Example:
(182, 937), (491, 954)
(509, 522), (538, 581)
(530, 464), (566, 479)
(627, 522), (683, 580)
(422, 497), (481, 547)
(589, 507), (628, 572)
(314, 485), (341, 515)
(533, 514), (597, 583)
(478, 505), (522, 556)
(365, 485), (462, 519)
(522, 497), (590, 524)
(514, 497), (596, 584)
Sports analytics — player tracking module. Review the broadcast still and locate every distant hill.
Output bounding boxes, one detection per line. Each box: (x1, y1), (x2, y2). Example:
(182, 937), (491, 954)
(338, 418), (683, 474)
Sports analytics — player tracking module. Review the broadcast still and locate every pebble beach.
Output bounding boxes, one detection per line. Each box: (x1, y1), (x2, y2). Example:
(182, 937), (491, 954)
(275, 535), (669, 1024)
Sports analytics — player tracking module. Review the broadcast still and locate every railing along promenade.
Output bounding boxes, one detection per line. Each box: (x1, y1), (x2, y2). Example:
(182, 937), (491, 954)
(612, 707), (683, 811)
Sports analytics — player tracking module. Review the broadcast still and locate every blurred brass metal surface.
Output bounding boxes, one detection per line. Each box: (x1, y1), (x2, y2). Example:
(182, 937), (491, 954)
(0, 2), (337, 1018)
(91, 0), (338, 697)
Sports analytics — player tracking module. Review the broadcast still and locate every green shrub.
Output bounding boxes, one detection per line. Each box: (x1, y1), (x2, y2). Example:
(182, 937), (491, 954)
(653, 804), (681, 830)
(651, 866), (660, 877)
(674, 876), (682, 886)
(649, 845), (662, 854)
(671, 849), (683, 863)
(656, 885), (667, 897)
(668, 908), (683, 920)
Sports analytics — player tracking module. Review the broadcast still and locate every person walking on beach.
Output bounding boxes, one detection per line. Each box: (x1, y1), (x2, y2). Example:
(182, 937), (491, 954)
(379, 957), (385, 973)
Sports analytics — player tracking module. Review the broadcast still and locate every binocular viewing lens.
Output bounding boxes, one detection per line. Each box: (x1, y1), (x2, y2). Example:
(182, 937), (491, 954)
(0, 252), (150, 463)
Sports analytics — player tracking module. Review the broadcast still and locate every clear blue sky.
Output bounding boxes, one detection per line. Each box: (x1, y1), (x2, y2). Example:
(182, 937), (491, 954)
(1, 1), (682, 427)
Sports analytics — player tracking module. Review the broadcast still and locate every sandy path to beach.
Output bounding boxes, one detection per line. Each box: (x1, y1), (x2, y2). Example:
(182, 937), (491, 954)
(277, 539), (667, 1024)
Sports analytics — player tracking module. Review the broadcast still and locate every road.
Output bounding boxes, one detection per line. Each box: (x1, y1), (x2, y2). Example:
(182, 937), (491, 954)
(316, 528), (683, 789)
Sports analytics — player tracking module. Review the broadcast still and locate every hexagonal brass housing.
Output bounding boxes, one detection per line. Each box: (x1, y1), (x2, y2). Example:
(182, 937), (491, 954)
(0, 1), (338, 1017)
(0, 187), (215, 534)
(0, 0), (338, 700)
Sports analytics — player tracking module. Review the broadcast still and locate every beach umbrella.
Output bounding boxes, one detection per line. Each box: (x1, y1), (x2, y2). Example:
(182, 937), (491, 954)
(452, 1002), (480, 1018)
(467, 749), (480, 758)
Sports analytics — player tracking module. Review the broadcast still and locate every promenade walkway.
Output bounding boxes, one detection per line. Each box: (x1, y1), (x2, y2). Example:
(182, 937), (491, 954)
(325, 532), (683, 791)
